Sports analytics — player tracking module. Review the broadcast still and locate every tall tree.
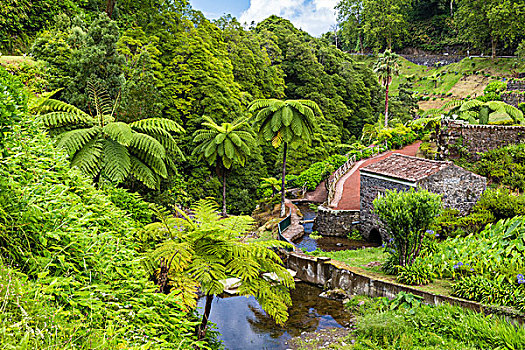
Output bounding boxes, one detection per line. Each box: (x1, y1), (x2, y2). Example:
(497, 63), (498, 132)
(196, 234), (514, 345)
(33, 88), (184, 189)
(456, 0), (525, 57)
(374, 50), (399, 127)
(147, 199), (294, 339)
(192, 116), (255, 216)
(336, 0), (411, 50)
(249, 99), (321, 217)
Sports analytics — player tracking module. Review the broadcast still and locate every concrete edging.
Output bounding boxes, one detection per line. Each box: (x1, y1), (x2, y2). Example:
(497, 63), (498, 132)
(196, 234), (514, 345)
(286, 251), (524, 324)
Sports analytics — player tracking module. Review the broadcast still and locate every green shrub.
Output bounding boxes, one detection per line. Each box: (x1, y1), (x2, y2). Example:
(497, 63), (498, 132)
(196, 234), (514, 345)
(484, 80), (507, 94)
(397, 260), (435, 285)
(474, 188), (525, 220)
(374, 189), (442, 267)
(294, 154), (347, 191)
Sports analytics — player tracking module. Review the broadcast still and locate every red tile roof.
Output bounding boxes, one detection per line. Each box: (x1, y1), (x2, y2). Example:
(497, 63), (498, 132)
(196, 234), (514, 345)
(360, 154), (451, 182)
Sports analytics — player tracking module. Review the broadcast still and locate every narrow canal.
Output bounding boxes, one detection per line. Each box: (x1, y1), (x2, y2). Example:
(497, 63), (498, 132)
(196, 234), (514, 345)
(197, 282), (352, 350)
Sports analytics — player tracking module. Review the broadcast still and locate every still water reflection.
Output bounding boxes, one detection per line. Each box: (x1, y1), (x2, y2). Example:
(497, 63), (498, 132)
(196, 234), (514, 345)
(197, 283), (352, 350)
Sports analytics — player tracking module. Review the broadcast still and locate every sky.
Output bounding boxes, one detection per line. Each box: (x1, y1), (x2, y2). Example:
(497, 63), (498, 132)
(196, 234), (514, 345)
(189, 0), (338, 37)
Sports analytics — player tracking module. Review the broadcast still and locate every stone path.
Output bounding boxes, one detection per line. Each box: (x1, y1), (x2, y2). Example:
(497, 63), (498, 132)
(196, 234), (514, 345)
(333, 142), (422, 210)
(282, 200), (305, 243)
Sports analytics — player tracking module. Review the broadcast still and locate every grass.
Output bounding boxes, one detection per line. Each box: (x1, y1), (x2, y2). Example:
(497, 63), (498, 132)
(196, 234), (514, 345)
(308, 247), (387, 273)
(0, 55), (35, 66)
(353, 56), (525, 110)
(333, 295), (525, 350)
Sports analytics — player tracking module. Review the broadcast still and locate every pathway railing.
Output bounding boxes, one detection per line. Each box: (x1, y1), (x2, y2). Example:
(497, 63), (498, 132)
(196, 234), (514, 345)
(277, 208), (294, 250)
(326, 147), (381, 206)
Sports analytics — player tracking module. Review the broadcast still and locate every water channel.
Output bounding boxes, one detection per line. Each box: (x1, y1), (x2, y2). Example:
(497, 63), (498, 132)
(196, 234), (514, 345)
(197, 282), (352, 350)
(197, 203), (374, 349)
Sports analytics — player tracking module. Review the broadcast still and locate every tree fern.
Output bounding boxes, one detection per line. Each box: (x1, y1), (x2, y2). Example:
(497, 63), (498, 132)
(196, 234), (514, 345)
(192, 116), (255, 216)
(35, 85), (184, 188)
(101, 139), (131, 183)
(130, 156), (158, 189)
(146, 199), (294, 338)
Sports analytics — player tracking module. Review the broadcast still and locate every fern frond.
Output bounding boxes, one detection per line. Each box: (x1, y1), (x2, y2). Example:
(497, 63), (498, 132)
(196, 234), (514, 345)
(101, 139), (131, 183)
(70, 138), (103, 177)
(42, 111), (93, 128)
(56, 127), (101, 156)
(129, 132), (166, 159)
(103, 122), (133, 146)
(130, 156), (159, 189)
(130, 118), (184, 134)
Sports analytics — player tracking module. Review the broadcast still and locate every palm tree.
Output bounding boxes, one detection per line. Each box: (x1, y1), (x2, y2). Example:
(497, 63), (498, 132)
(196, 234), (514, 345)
(145, 199), (294, 339)
(32, 87), (184, 189)
(374, 50), (400, 127)
(192, 116), (255, 216)
(249, 99), (321, 217)
(260, 177), (281, 197)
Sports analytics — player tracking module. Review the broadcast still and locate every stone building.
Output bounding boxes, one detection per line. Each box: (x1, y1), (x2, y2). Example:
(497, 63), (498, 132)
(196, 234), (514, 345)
(359, 154), (486, 243)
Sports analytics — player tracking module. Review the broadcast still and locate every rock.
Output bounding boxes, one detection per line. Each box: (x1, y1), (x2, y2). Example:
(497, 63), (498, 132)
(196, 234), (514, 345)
(319, 288), (349, 301)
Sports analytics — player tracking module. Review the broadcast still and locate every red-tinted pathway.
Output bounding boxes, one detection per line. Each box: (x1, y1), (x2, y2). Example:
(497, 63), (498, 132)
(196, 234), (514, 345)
(333, 142), (422, 210)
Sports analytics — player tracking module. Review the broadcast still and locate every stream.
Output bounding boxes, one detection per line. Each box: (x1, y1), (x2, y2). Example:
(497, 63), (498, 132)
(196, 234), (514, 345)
(197, 282), (352, 350)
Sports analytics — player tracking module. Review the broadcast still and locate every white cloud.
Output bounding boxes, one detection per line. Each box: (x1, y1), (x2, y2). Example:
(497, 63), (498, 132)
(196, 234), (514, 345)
(239, 0), (338, 37)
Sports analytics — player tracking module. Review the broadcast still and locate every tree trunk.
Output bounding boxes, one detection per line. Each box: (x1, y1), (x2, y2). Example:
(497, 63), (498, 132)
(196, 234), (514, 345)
(384, 83), (390, 127)
(491, 36), (497, 59)
(197, 294), (214, 340)
(222, 168), (227, 217)
(280, 142), (288, 217)
(106, 0), (117, 18)
(450, 0), (454, 17)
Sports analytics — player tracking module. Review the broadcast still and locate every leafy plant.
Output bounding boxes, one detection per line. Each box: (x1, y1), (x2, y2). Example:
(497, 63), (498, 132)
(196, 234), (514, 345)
(33, 88), (184, 189)
(192, 116), (255, 216)
(145, 199), (295, 339)
(374, 189), (442, 267)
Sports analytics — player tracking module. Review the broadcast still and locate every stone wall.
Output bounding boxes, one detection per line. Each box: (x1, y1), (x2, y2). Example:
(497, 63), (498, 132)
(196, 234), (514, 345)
(438, 119), (525, 160)
(286, 252), (523, 323)
(359, 174), (412, 242)
(419, 165), (487, 215)
(507, 80), (525, 91)
(401, 54), (463, 67)
(313, 205), (359, 237)
(502, 92), (525, 107)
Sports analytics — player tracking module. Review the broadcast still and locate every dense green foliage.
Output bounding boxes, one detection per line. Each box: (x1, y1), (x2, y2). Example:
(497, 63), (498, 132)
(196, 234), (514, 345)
(344, 294), (525, 349)
(374, 189), (442, 267)
(13, 3), (387, 214)
(336, 0), (525, 55)
(0, 80), (206, 348)
(471, 143), (525, 192)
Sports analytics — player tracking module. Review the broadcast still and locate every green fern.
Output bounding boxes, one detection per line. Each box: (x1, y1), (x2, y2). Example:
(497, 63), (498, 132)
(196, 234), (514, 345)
(34, 91), (184, 188)
(146, 199), (294, 336)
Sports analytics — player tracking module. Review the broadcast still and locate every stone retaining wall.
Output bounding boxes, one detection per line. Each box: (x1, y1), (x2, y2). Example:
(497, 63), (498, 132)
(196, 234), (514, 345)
(313, 205), (359, 237)
(502, 92), (525, 107)
(507, 80), (525, 91)
(401, 54), (463, 67)
(438, 119), (525, 160)
(286, 252), (523, 324)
